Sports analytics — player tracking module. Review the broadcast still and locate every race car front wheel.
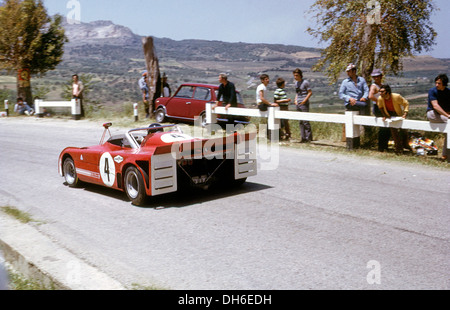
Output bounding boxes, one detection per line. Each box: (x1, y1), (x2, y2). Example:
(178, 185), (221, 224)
(124, 166), (146, 206)
(63, 157), (80, 187)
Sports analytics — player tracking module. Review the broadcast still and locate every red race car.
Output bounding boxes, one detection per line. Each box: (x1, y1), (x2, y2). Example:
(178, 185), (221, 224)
(59, 123), (257, 206)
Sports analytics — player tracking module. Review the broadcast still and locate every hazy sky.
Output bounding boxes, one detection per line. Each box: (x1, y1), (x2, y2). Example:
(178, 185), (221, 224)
(43, 0), (449, 58)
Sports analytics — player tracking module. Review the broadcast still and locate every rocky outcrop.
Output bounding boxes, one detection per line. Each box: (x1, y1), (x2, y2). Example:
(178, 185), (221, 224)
(62, 20), (141, 45)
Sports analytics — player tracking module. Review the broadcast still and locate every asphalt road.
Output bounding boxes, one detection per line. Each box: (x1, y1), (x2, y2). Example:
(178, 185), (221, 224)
(0, 117), (449, 290)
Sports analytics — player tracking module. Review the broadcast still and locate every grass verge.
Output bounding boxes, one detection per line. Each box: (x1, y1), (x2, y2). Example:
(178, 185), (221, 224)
(1, 206), (52, 290)
(0, 206), (36, 224)
(6, 266), (53, 290)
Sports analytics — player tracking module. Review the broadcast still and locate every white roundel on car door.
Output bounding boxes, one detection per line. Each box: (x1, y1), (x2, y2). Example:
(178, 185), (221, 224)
(160, 133), (193, 143)
(100, 152), (116, 187)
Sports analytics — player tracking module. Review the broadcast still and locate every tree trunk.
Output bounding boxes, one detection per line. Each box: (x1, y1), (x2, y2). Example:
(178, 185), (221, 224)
(142, 37), (161, 117)
(17, 69), (33, 106)
(361, 24), (375, 83)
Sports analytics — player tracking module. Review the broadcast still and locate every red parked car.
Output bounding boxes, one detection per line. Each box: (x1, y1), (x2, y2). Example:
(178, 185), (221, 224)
(59, 123), (257, 206)
(154, 83), (248, 127)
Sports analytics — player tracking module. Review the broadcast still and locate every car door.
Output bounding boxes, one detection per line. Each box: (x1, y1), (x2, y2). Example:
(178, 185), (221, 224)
(189, 86), (212, 119)
(165, 85), (195, 119)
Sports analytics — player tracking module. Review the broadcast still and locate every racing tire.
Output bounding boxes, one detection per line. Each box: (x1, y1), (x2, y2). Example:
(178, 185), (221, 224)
(124, 166), (147, 206)
(155, 108), (166, 123)
(63, 157), (80, 187)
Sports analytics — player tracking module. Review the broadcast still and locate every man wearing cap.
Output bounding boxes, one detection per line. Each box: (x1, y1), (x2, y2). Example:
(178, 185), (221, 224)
(139, 71), (150, 118)
(161, 73), (172, 98)
(339, 64), (370, 115)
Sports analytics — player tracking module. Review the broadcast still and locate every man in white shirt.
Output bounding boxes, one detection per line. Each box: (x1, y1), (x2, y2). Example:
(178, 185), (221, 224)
(256, 74), (278, 111)
(72, 74), (85, 118)
(139, 71), (150, 118)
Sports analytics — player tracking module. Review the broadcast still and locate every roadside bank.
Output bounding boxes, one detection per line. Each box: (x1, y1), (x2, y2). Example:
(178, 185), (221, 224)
(0, 211), (125, 290)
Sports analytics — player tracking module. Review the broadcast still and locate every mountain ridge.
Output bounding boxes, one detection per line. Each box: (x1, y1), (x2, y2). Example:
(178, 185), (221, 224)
(62, 19), (322, 61)
(24, 19), (450, 104)
(61, 19), (448, 72)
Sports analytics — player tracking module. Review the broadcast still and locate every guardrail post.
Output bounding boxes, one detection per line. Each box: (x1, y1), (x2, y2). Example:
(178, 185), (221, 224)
(345, 111), (361, 150)
(206, 103), (217, 125)
(205, 103), (218, 135)
(268, 106), (280, 141)
(71, 99), (81, 120)
(35, 99), (44, 118)
(445, 124), (450, 163)
(133, 103), (139, 122)
(4, 100), (8, 117)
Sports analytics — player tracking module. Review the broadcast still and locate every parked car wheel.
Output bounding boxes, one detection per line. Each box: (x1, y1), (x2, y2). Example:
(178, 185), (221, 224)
(200, 112), (207, 128)
(124, 166), (146, 206)
(63, 157), (80, 187)
(155, 108), (167, 123)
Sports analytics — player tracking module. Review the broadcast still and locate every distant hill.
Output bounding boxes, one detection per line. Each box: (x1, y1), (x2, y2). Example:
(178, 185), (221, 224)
(62, 20), (141, 45)
(12, 19), (450, 105)
(53, 19), (326, 104)
(62, 19), (322, 64)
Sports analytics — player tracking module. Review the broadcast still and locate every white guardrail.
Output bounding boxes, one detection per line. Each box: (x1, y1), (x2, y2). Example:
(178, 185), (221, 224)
(205, 103), (449, 155)
(34, 99), (82, 120)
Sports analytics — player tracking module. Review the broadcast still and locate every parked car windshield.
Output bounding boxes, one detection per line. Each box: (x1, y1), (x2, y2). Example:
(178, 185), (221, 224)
(194, 87), (212, 101)
(175, 86), (195, 98)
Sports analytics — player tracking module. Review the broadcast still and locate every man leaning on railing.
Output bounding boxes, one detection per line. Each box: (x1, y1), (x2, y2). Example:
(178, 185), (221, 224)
(427, 74), (450, 161)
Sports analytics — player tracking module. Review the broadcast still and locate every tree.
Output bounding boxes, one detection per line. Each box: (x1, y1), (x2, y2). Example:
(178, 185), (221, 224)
(0, 0), (67, 104)
(307, 0), (437, 84)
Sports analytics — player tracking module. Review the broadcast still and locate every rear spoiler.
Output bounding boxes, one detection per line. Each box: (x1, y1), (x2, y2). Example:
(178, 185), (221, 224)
(154, 132), (257, 159)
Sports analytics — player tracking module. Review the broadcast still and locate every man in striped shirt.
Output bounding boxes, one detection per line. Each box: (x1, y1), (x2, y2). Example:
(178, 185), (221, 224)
(274, 78), (292, 139)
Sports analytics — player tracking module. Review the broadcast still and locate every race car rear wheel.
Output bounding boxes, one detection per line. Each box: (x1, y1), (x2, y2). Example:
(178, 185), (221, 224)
(124, 166), (146, 206)
(63, 157), (80, 187)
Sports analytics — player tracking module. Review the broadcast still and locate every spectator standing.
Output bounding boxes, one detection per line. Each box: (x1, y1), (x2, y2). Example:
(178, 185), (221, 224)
(293, 68), (313, 143)
(257, 74), (278, 140)
(377, 85), (410, 154)
(274, 78), (292, 140)
(139, 71), (150, 118)
(256, 74), (278, 111)
(161, 73), (172, 98)
(339, 64), (369, 115)
(214, 73), (238, 110)
(368, 69), (391, 151)
(427, 74), (450, 160)
(72, 74), (85, 118)
(213, 73), (239, 126)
